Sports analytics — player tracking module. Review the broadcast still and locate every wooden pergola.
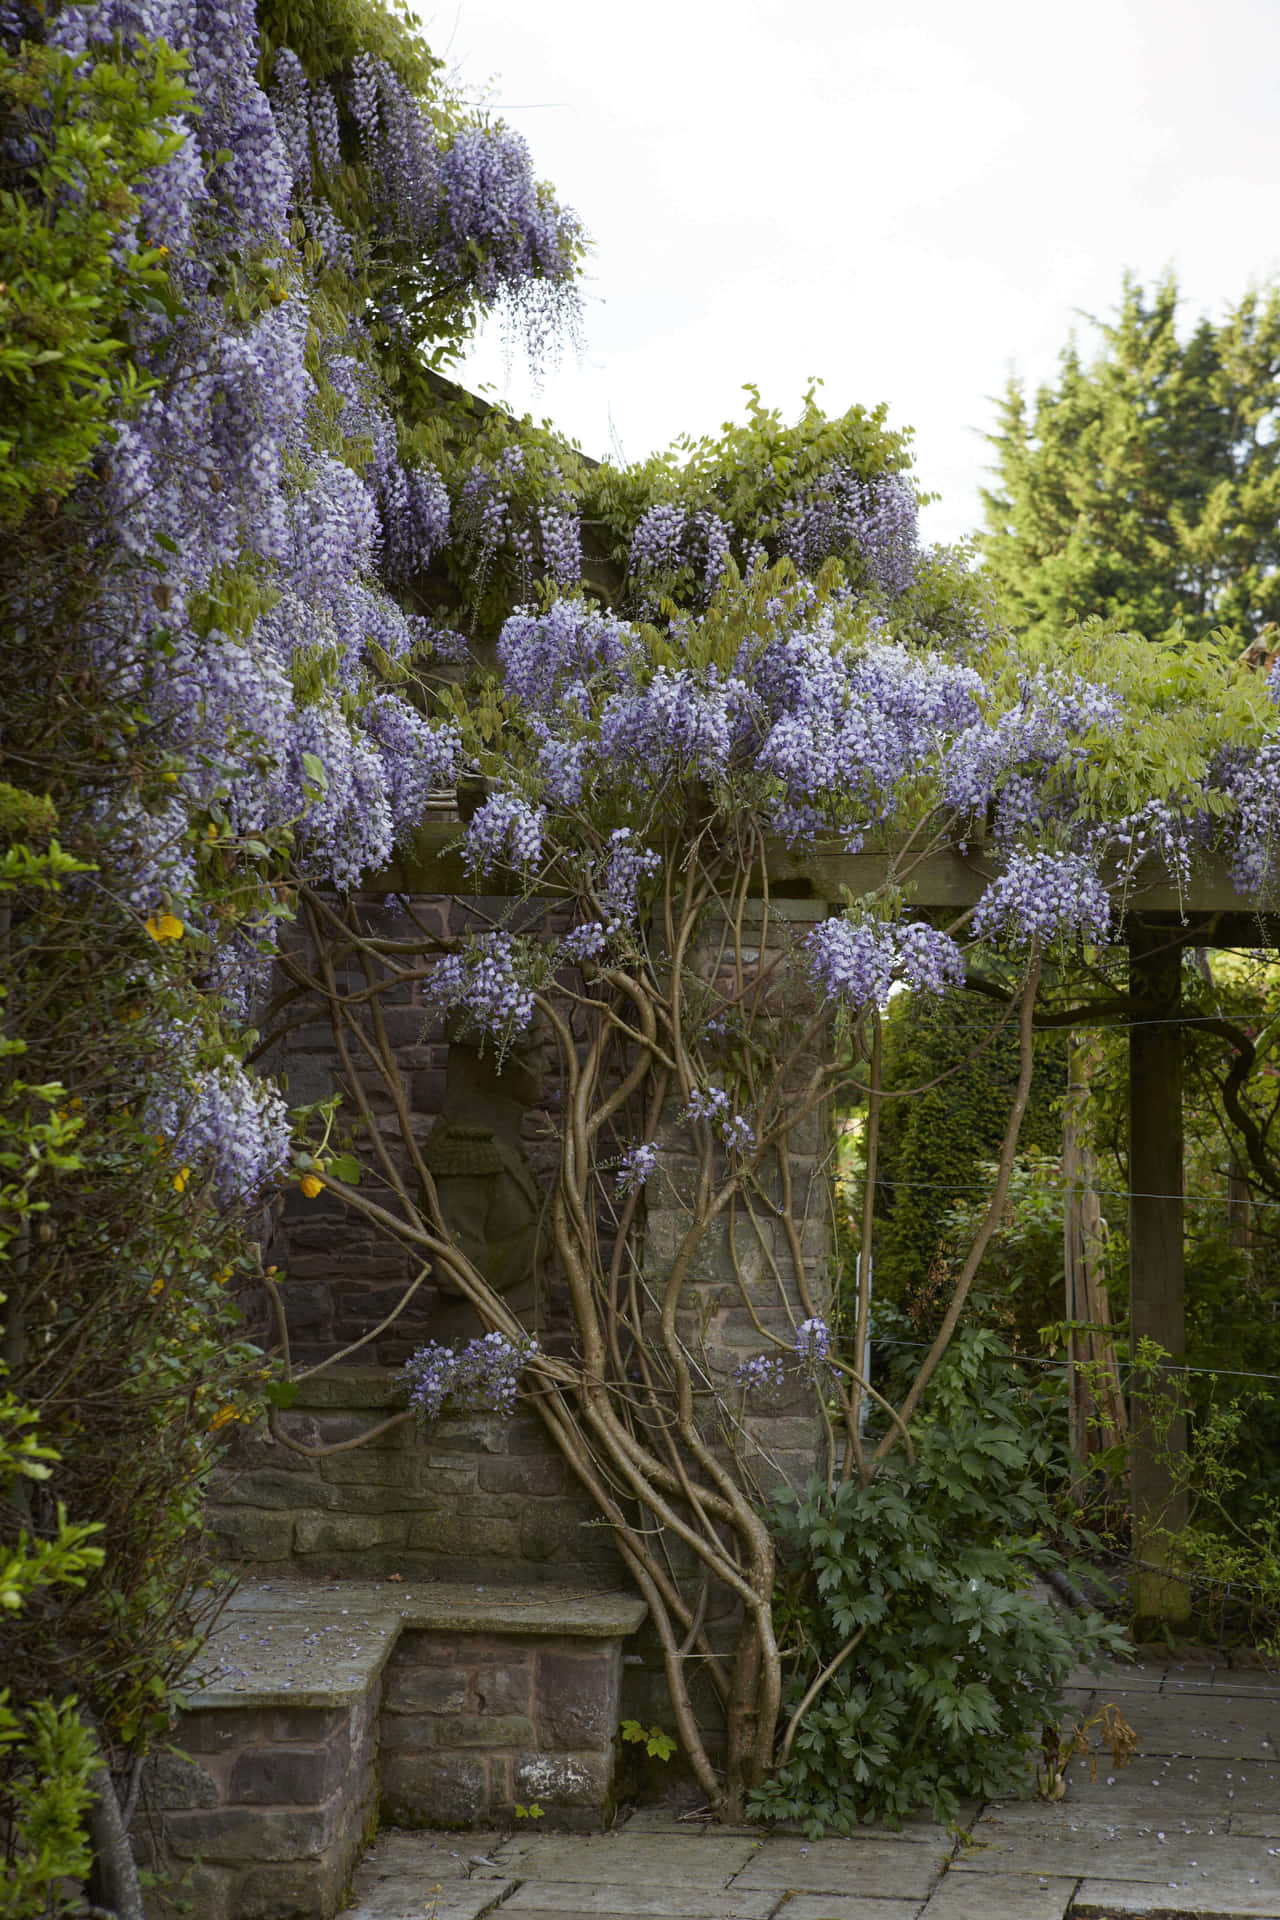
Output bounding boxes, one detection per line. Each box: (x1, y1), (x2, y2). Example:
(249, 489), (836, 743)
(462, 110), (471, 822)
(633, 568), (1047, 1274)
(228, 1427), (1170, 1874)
(384, 821), (1280, 1623)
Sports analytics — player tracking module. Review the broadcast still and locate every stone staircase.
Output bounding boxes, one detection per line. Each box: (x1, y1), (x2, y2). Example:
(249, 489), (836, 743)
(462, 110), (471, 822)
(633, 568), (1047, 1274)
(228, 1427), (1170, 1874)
(141, 1580), (646, 1920)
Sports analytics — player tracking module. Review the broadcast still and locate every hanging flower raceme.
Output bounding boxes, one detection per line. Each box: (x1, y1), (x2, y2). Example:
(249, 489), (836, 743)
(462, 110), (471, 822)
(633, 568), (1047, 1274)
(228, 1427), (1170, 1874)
(463, 791), (546, 875)
(971, 850), (1113, 949)
(429, 932), (536, 1037)
(401, 1332), (539, 1420)
(805, 915), (965, 1011)
(148, 1060), (291, 1210)
(497, 600), (630, 714)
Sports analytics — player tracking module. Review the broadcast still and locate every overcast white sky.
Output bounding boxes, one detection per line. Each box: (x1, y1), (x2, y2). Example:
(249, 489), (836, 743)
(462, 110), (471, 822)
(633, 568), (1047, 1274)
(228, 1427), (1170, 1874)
(422, 0), (1280, 547)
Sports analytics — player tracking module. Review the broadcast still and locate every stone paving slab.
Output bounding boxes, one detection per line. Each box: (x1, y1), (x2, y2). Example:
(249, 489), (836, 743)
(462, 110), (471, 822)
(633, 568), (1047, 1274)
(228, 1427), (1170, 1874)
(498, 1885), (779, 1916)
(978, 1754), (1254, 1836)
(477, 1832), (766, 1887)
(1073, 1874), (1280, 1916)
(1100, 1693), (1277, 1761)
(950, 1828), (1279, 1885)
(775, 1897), (924, 1919)
(729, 1836), (946, 1900)
(919, 1874), (1077, 1919)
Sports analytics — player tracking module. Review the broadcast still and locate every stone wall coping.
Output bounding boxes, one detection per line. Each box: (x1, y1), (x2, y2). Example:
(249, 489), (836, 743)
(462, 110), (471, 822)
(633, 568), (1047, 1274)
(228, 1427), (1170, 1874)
(185, 1580), (647, 1712)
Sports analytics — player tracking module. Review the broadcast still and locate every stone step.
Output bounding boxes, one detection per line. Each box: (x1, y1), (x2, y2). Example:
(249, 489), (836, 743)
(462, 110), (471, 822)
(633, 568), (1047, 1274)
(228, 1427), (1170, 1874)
(142, 1579), (646, 1920)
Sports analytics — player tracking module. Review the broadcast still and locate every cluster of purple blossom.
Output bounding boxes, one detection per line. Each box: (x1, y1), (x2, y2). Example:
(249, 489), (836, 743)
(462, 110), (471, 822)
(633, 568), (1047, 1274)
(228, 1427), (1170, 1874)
(1085, 797), (1195, 897)
(794, 1316), (831, 1368)
(456, 452), (584, 594)
(430, 932), (536, 1037)
(559, 921), (609, 963)
(777, 463), (919, 598)
(401, 1331), (538, 1421)
(598, 829), (662, 931)
(627, 504), (733, 608)
(149, 1060), (292, 1210)
(683, 1087), (755, 1157)
(1218, 732), (1280, 894)
(971, 850), (1113, 949)
(463, 791), (545, 875)
(615, 1141), (659, 1195)
(942, 669), (1123, 825)
(806, 915), (966, 1011)
(497, 601), (630, 713)
(753, 621), (985, 831)
(733, 1354), (786, 1395)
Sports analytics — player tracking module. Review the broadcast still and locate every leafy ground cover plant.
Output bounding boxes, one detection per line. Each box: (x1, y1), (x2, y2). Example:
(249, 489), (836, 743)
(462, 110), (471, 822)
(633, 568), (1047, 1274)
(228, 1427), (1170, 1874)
(753, 1329), (1127, 1832)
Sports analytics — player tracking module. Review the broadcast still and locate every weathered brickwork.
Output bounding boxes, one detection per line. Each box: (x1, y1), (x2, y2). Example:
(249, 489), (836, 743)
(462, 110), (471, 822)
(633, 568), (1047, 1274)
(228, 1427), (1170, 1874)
(139, 1696), (377, 1920)
(381, 1629), (624, 1831)
(207, 1369), (619, 1585)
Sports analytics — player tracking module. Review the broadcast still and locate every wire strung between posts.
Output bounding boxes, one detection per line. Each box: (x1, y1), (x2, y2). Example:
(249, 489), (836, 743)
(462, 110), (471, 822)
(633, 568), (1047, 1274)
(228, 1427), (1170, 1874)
(869, 1336), (1280, 1389)
(842, 1171), (1280, 1210)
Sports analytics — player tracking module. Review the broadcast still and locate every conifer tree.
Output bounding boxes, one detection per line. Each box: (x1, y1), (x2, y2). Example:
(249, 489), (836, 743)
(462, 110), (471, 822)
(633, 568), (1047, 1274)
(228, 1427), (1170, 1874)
(979, 273), (1280, 646)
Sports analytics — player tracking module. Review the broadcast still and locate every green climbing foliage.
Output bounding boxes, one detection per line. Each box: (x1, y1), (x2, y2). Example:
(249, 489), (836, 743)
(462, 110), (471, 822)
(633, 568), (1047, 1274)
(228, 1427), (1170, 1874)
(0, 31), (191, 523)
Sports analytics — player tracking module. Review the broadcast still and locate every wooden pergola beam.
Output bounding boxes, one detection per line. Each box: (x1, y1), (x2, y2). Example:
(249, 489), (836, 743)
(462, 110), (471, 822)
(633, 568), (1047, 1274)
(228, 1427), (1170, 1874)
(380, 821), (1280, 939)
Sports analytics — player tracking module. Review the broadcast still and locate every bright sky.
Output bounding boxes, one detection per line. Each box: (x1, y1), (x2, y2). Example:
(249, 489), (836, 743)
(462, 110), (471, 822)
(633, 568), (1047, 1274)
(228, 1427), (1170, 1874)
(428, 0), (1280, 547)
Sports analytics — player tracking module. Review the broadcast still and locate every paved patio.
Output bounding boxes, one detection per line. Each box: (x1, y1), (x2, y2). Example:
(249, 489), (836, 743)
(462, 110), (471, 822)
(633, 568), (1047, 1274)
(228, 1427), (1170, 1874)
(343, 1656), (1280, 1920)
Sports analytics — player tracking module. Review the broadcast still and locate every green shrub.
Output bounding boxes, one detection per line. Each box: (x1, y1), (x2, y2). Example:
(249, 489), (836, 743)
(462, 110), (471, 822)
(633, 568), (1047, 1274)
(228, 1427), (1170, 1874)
(752, 1329), (1125, 1832)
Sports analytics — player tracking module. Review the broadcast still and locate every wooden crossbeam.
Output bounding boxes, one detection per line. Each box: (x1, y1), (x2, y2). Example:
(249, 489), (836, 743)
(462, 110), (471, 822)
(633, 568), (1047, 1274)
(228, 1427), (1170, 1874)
(378, 819), (1280, 944)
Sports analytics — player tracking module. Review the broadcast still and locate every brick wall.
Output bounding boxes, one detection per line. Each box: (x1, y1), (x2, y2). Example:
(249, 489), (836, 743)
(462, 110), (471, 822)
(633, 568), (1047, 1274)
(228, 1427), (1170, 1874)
(140, 1695), (376, 1920)
(208, 1369), (620, 1585)
(381, 1629), (623, 1831)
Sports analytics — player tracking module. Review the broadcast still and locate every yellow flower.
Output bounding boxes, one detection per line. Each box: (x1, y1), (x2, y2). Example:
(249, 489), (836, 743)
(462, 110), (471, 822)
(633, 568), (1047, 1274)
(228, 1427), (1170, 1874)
(172, 1165), (190, 1193)
(145, 912), (184, 943)
(214, 1267), (232, 1286)
(149, 1278), (166, 1298)
(208, 1405), (239, 1432)
(300, 1172), (324, 1199)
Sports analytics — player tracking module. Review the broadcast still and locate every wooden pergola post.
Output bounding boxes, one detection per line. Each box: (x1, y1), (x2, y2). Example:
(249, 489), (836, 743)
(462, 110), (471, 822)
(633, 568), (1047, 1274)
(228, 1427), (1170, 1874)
(1127, 919), (1190, 1625)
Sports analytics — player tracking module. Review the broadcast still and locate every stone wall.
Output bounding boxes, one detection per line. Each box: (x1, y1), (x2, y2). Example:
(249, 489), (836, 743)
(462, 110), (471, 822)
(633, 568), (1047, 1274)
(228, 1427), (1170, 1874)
(139, 1693), (376, 1920)
(249, 893), (567, 1370)
(208, 1369), (620, 1586)
(381, 1627), (624, 1831)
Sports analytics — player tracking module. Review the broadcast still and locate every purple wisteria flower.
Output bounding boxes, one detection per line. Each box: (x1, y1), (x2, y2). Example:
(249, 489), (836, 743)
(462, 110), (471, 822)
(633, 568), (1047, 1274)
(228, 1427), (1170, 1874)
(794, 1317), (831, 1365)
(598, 828), (662, 930)
(734, 1354), (786, 1395)
(150, 1061), (291, 1211)
(754, 620), (984, 828)
(683, 1087), (756, 1156)
(806, 916), (965, 1010)
(1217, 732), (1280, 893)
(627, 504), (733, 606)
(972, 851), (1113, 949)
(560, 921), (608, 963)
(615, 1141), (659, 1195)
(497, 601), (630, 712)
(942, 669), (1123, 821)
(777, 462), (919, 598)
(463, 791), (545, 875)
(430, 932), (536, 1036)
(401, 1331), (538, 1421)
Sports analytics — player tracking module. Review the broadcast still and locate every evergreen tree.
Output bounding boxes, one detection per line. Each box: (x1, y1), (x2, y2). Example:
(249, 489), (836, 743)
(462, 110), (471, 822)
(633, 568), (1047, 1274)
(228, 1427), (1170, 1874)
(979, 273), (1280, 646)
